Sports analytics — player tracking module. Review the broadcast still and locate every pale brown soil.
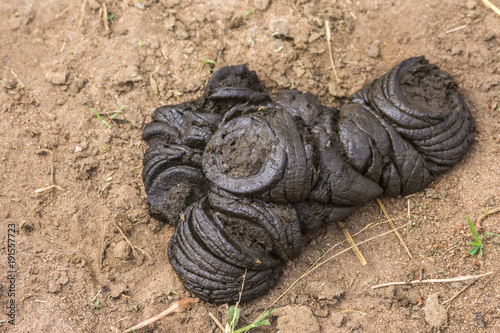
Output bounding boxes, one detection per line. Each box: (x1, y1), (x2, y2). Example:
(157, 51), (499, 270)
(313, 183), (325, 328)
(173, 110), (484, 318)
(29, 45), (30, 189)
(1, 0), (499, 332)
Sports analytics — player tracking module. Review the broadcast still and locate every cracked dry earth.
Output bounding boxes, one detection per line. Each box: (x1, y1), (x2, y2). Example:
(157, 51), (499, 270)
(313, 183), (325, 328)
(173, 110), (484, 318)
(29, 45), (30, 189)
(0, 0), (499, 332)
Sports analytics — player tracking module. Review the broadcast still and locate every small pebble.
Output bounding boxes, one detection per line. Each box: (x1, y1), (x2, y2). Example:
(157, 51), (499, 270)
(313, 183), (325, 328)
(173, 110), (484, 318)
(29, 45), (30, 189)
(133, 1), (146, 10)
(366, 40), (380, 58)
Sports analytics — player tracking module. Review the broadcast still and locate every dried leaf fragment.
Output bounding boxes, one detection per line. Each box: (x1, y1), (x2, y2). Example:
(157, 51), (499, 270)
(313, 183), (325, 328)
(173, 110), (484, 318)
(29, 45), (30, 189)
(123, 297), (199, 332)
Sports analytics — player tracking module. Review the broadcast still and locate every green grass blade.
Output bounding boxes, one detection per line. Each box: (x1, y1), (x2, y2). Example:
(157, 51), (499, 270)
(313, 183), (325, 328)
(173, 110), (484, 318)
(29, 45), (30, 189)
(468, 246), (479, 256)
(201, 58), (217, 65)
(91, 108), (103, 121)
(467, 217), (480, 242)
(233, 308), (275, 333)
(95, 139), (110, 151)
(91, 108), (111, 129)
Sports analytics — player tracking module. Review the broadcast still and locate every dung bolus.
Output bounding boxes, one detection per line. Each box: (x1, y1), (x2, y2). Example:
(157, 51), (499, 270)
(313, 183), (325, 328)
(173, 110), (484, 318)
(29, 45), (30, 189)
(142, 57), (475, 303)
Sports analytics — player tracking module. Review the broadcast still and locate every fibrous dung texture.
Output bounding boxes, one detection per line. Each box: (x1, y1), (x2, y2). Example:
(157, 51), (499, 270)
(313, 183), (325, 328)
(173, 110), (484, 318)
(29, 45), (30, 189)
(142, 57), (475, 304)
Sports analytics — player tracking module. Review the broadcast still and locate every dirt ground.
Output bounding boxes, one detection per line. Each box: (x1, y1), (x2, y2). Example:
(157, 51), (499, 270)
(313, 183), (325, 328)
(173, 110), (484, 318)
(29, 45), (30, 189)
(1, 0), (499, 332)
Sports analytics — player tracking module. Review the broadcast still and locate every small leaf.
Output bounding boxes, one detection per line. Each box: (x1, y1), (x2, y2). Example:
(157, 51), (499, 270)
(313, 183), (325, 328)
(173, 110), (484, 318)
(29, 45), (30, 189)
(252, 319), (270, 327)
(227, 305), (240, 329)
(244, 8), (254, 16)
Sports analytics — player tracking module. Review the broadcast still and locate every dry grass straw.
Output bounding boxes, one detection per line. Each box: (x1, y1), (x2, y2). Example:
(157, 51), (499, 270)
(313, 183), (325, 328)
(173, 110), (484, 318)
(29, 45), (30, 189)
(445, 25), (467, 34)
(225, 269), (247, 333)
(34, 149), (65, 195)
(325, 20), (340, 83)
(55, 5), (73, 19)
(481, 0), (500, 17)
(262, 223), (408, 314)
(10, 69), (25, 88)
(442, 282), (475, 306)
(209, 312), (225, 332)
(102, 2), (110, 32)
(339, 309), (366, 316)
(371, 271), (494, 289)
(337, 221), (367, 265)
(115, 222), (153, 261)
(34, 185), (65, 195)
(77, 0), (86, 31)
(376, 198), (413, 259)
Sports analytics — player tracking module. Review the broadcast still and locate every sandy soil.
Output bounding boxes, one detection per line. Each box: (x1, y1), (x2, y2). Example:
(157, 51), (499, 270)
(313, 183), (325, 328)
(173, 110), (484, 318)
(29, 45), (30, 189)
(1, 0), (499, 332)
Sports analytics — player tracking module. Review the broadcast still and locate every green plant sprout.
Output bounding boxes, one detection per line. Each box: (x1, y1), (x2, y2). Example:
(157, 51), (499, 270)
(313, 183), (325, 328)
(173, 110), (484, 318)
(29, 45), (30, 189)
(107, 13), (115, 24)
(244, 8), (255, 16)
(467, 217), (500, 256)
(91, 108), (111, 129)
(93, 138), (110, 151)
(128, 300), (138, 311)
(202, 58), (217, 65)
(110, 105), (127, 119)
(225, 307), (275, 333)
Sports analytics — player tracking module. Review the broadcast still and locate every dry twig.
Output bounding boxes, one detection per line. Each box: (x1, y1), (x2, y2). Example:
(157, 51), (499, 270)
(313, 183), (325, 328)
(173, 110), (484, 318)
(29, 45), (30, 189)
(208, 312), (225, 332)
(377, 198), (413, 259)
(477, 207), (500, 229)
(371, 271), (494, 289)
(102, 2), (109, 32)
